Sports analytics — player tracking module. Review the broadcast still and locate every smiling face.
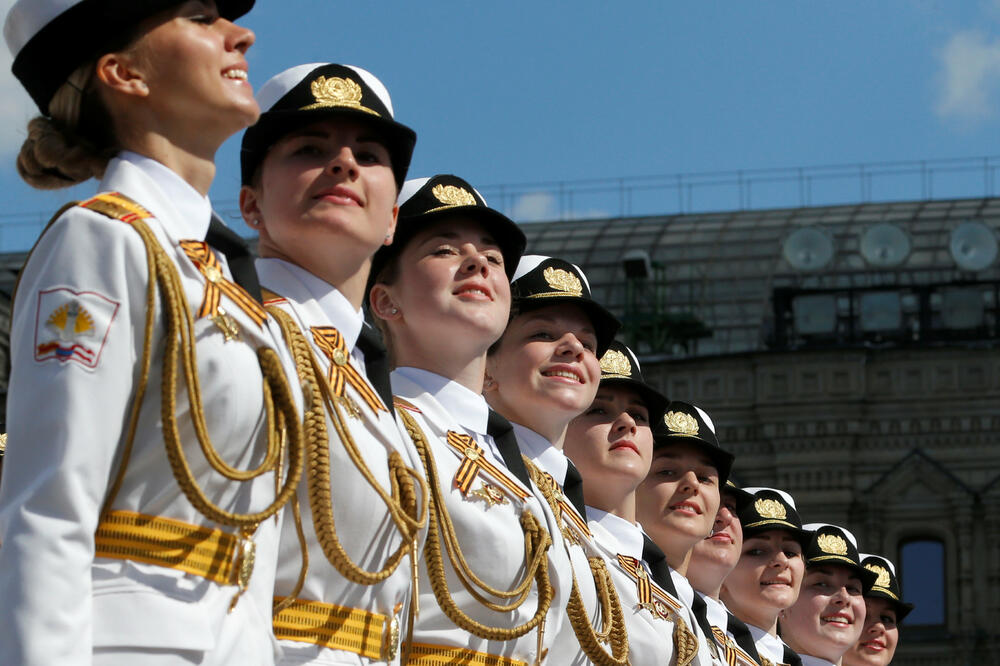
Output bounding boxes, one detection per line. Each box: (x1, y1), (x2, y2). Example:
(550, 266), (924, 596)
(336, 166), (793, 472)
(781, 564), (867, 663)
(720, 529), (804, 633)
(686, 491), (743, 596)
(635, 441), (721, 566)
(371, 217), (511, 373)
(125, 0), (259, 141)
(485, 304), (602, 442)
(242, 118), (398, 299)
(564, 385), (653, 514)
(842, 598), (899, 666)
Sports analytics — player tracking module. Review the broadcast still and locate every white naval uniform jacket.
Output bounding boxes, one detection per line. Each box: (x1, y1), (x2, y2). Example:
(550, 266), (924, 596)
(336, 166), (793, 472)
(257, 259), (427, 666)
(390, 369), (571, 666)
(0, 154), (286, 665)
(587, 509), (678, 665)
(515, 426), (602, 666)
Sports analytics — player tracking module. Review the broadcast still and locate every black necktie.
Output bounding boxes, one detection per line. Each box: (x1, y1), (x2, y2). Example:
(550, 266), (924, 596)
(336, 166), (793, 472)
(689, 591), (717, 654)
(782, 644), (803, 666)
(486, 410), (532, 489)
(725, 612), (765, 665)
(562, 461), (588, 521)
(355, 323), (394, 416)
(641, 534), (677, 596)
(205, 215), (262, 303)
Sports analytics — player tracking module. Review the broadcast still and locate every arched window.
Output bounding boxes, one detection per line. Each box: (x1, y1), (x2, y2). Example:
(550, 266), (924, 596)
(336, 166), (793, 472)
(899, 538), (946, 626)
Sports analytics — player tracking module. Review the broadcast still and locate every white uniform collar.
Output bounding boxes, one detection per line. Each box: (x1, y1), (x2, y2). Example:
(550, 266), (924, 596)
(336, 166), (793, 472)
(799, 656), (835, 666)
(587, 508), (644, 560)
(701, 594), (729, 630)
(749, 625), (793, 663)
(513, 423), (567, 484)
(115, 151), (212, 240)
(255, 258), (363, 349)
(393, 367), (490, 437)
(670, 568), (696, 607)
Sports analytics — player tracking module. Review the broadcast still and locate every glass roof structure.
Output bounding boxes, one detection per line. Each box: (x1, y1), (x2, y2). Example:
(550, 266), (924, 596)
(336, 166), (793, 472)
(521, 197), (1000, 358)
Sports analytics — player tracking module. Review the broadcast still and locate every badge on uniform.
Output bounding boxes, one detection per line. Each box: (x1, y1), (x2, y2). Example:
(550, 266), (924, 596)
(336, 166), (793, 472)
(34, 288), (119, 368)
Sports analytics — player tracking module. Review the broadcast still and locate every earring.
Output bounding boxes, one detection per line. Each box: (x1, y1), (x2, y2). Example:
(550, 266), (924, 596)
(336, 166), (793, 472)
(391, 307), (399, 315)
(136, 81), (148, 93)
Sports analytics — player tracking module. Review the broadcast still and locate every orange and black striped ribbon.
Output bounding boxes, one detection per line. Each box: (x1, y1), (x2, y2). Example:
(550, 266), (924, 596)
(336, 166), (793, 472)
(445, 431), (531, 501)
(711, 627), (762, 666)
(310, 326), (386, 414)
(617, 554), (682, 618)
(179, 240), (265, 326)
(540, 471), (592, 539)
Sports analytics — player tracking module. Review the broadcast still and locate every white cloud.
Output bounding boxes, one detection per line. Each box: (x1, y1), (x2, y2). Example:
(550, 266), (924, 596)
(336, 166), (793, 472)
(510, 192), (558, 222)
(0, 0), (36, 156)
(935, 29), (1000, 124)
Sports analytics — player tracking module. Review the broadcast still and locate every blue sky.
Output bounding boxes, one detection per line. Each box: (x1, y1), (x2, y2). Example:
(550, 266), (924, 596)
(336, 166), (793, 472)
(2, 1), (1000, 248)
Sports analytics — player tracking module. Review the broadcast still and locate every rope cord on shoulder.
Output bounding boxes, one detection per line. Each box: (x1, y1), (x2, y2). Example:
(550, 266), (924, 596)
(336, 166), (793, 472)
(523, 458), (630, 666)
(267, 305), (427, 593)
(398, 408), (554, 641)
(119, 216), (303, 529)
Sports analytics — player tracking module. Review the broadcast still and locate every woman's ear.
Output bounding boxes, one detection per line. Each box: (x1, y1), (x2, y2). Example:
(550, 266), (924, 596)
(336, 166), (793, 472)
(369, 284), (400, 321)
(239, 185), (262, 228)
(95, 50), (150, 98)
(383, 205), (399, 246)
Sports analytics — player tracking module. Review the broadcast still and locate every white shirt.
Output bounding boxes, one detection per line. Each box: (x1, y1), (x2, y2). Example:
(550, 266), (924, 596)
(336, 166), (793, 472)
(750, 624), (800, 665)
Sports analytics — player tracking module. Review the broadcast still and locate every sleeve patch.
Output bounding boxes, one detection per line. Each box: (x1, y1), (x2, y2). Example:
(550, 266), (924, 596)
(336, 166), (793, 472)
(33, 288), (120, 369)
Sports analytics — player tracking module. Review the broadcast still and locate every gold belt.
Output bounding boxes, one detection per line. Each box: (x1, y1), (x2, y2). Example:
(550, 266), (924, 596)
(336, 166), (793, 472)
(95, 510), (251, 587)
(407, 643), (528, 666)
(273, 597), (399, 661)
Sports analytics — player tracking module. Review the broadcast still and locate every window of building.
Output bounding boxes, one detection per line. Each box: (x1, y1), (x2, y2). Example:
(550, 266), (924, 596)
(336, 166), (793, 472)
(899, 538), (946, 626)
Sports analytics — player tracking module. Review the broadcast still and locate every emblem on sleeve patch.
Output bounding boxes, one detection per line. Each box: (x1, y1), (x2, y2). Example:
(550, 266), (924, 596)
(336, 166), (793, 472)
(34, 288), (119, 368)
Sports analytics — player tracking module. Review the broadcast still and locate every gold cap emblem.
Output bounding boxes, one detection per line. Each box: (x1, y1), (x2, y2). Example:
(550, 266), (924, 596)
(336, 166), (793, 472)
(866, 563), (891, 588)
(754, 498), (787, 520)
(600, 349), (632, 377)
(432, 183), (477, 207)
(664, 410), (698, 436)
(817, 533), (849, 556)
(302, 76), (379, 116)
(542, 267), (583, 296)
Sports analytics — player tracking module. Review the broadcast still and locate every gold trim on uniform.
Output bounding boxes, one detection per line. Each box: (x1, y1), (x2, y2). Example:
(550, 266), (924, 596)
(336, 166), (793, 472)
(406, 643), (528, 666)
(94, 510), (251, 587)
(179, 239), (265, 328)
(432, 183), (478, 207)
(711, 626), (762, 666)
(599, 349), (632, 378)
(273, 596), (399, 661)
(301, 76), (381, 116)
(865, 563), (899, 599)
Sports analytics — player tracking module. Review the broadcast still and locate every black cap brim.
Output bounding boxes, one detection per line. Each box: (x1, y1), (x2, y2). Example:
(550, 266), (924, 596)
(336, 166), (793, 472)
(653, 434), (735, 486)
(600, 376), (668, 425)
(240, 107), (416, 188)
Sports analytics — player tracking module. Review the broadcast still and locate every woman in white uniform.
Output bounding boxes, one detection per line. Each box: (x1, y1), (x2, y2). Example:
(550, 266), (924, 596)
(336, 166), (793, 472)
(564, 341), (700, 665)
(721, 487), (809, 666)
(238, 63), (427, 665)
(634, 400), (737, 666)
(0, 1), (301, 664)
(370, 175), (568, 666)
(779, 524), (876, 666)
(687, 482), (767, 665)
(842, 554), (913, 666)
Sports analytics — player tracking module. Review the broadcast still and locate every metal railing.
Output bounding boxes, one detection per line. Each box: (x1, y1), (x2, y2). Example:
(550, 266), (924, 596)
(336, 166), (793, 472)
(3, 155), (1000, 252)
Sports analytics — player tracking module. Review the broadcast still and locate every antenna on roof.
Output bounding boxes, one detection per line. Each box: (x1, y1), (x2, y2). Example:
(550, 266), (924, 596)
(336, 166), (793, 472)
(782, 227), (834, 271)
(950, 220), (998, 272)
(860, 223), (911, 268)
